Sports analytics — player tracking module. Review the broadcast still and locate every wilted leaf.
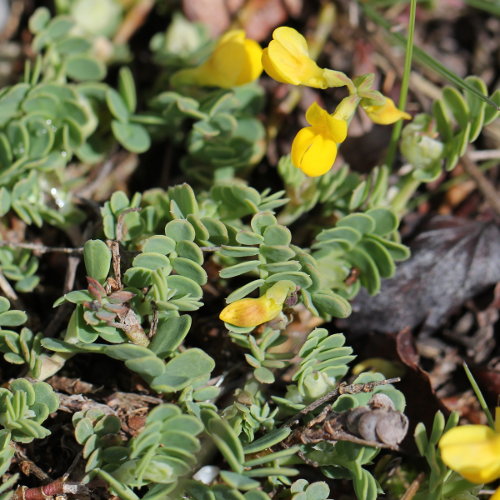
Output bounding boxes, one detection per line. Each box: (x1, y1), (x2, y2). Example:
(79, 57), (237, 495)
(346, 217), (500, 334)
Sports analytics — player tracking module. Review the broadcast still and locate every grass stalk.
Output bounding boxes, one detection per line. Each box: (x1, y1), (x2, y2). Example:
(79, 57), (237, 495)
(385, 0), (417, 169)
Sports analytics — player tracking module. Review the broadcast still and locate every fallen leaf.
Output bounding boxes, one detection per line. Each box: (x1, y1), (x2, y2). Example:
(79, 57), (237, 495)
(345, 217), (500, 334)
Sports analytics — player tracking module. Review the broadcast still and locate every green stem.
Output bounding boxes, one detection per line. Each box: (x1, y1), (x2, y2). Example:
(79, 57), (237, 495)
(463, 362), (495, 429)
(385, 0), (417, 169)
(390, 174), (420, 216)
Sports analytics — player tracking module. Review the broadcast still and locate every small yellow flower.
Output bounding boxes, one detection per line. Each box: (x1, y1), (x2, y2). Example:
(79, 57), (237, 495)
(439, 407), (500, 484)
(362, 97), (411, 125)
(291, 102), (347, 177)
(220, 280), (295, 328)
(171, 30), (263, 88)
(262, 27), (350, 89)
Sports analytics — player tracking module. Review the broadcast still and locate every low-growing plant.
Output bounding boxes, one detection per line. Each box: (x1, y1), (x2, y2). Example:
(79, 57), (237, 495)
(0, 1), (498, 499)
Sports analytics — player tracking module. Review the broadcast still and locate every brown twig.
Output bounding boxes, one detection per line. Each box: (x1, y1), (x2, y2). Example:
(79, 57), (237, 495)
(0, 240), (83, 255)
(14, 445), (51, 482)
(401, 472), (426, 500)
(113, 0), (155, 45)
(0, 270), (24, 310)
(284, 378), (402, 428)
(461, 153), (500, 217)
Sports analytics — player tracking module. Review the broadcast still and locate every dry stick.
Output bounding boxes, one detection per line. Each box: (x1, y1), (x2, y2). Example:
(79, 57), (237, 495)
(113, 0), (155, 45)
(0, 240), (83, 255)
(284, 377), (401, 428)
(461, 152), (500, 217)
(0, 270), (24, 310)
(14, 479), (89, 500)
(400, 472), (426, 500)
(14, 444), (51, 482)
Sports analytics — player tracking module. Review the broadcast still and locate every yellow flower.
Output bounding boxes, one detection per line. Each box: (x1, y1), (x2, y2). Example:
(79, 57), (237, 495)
(220, 280), (295, 328)
(291, 102), (347, 177)
(171, 30), (262, 88)
(262, 27), (350, 89)
(362, 97), (411, 125)
(439, 408), (500, 484)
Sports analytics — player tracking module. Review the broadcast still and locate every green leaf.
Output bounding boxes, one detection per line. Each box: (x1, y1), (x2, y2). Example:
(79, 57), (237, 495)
(360, 239), (395, 278)
(226, 279), (265, 303)
(366, 234), (410, 261)
(55, 36), (92, 55)
(142, 235), (176, 255)
(220, 246), (260, 258)
(429, 411), (445, 445)
(236, 231), (264, 246)
(265, 272), (312, 289)
(149, 315), (192, 357)
(0, 310), (27, 327)
(337, 214), (375, 235)
(243, 428), (291, 453)
(442, 87), (470, 130)
(111, 121), (150, 153)
(29, 7), (51, 33)
(152, 348), (215, 392)
(220, 471), (260, 491)
(83, 240), (111, 282)
(132, 252), (171, 271)
(201, 409), (244, 473)
(166, 275), (202, 300)
(165, 219), (196, 242)
(347, 247), (381, 295)
(65, 55), (106, 81)
(259, 245), (296, 262)
(126, 355), (165, 378)
(106, 88), (130, 122)
(168, 183), (199, 217)
(172, 257), (207, 285)
(365, 208), (398, 236)
(254, 366), (275, 384)
(118, 67), (137, 113)
(262, 225), (292, 246)
(220, 260), (260, 279)
(45, 16), (74, 40)
(311, 291), (352, 318)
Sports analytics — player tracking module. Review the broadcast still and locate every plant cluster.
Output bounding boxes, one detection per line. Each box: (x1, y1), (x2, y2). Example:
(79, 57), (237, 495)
(0, 2), (498, 499)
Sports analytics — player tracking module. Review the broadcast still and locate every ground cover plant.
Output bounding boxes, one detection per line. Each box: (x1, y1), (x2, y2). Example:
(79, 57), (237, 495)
(0, 0), (499, 499)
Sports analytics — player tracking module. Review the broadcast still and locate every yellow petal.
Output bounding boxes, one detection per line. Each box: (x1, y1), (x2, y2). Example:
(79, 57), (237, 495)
(262, 27), (329, 88)
(305, 102), (348, 143)
(363, 97), (411, 125)
(291, 127), (338, 177)
(171, 30), (262, 88)
(495, 407), (500, 434)
(220, 296), (281, 328)
(491, 487), (500, 500)
(439, 425), (500, 483)
(236, 39), (264, 84)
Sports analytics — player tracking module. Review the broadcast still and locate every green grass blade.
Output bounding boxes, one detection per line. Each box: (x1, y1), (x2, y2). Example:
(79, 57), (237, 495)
(385, 0), (417, 168)
(463, 0), (500, 16)
(463, 362), (495, 428)
(361, 4), (499, 111)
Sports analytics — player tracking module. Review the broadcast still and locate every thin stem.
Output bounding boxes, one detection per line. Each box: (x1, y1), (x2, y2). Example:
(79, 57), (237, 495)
(463, 362), (495, 429)
(390, 174), (421, 216)
(385, 0), (417, 169)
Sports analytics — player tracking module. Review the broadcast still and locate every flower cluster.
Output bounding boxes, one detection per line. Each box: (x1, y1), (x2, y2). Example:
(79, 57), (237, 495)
(262, 27), (411, 176)
(171, 26), (411, 177)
